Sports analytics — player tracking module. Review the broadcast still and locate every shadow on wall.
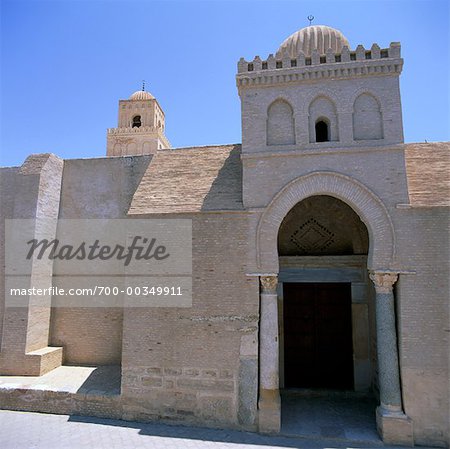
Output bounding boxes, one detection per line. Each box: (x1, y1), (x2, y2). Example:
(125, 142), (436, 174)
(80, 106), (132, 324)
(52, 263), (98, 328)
(201, 145), (244, 211)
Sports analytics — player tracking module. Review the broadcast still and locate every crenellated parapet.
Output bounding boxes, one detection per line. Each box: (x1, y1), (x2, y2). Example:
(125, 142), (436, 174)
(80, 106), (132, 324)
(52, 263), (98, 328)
(237, 42), (402, 87)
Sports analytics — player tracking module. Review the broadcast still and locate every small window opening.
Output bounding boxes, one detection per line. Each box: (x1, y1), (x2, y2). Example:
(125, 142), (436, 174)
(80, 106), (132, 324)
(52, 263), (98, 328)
(132, 115), (142, 128)
(320, 56), (326, 64)
(262, 61), (268, 70)
(350, 52), (356, 61)
(305, 57), (312, 65)
(276, 61), (282, 68)
(290, 59), (297, 67)
(335, 54), (341, 62)
(315, 120), (329, 142)
(248, 63), (254, 71)
(380, 49), (389, 58)
(365, 51), (372, 59)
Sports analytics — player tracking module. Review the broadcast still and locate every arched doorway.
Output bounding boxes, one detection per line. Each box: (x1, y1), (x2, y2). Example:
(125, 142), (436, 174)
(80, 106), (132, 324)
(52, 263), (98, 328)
(255, 173), (408, 443)
(275, 195), (378, 439)
(277, 195), (372, 393)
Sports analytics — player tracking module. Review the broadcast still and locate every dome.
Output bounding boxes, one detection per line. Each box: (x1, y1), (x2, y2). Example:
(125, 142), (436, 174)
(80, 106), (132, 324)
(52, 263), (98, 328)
(129, 90), (154, 101)
(277, 25), (350, 57)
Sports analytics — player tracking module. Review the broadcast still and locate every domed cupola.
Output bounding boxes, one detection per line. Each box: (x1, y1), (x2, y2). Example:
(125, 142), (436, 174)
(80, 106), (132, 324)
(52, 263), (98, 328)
(129, 90), (155, 101)
(277, 25), (350, 57)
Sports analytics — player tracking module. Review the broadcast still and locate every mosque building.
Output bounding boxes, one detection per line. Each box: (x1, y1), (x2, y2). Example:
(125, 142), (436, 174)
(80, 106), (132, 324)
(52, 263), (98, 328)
(0, 25), (449, 447)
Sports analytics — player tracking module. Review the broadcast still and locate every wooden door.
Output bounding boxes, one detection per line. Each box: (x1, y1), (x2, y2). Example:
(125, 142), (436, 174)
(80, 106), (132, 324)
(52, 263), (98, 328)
(283, 282), (354, 389)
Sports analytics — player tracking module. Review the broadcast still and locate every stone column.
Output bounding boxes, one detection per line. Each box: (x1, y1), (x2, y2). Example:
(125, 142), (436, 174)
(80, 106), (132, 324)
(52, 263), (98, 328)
(369, 271), (402, 411)
(258, 275), (281, 433)
(369, 271), (413, 446)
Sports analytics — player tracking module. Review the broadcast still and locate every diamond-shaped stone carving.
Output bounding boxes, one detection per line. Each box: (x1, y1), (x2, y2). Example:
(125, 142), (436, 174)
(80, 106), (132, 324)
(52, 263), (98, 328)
(290, 218), (335, 253)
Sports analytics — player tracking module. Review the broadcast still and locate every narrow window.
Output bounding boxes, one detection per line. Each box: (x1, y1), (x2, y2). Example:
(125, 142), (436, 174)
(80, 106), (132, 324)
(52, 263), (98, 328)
(132, 115), (142, 128)
(315, 120), (329, 142)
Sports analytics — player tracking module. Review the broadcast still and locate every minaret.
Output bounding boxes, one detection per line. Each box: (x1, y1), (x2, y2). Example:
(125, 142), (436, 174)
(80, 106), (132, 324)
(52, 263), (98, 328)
(106, 84), (170, 157)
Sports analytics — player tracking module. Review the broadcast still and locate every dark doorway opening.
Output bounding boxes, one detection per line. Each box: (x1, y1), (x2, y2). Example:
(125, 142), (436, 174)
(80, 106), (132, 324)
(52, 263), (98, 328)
(315, 120), (329, 142)
(283, 282), (354, 390)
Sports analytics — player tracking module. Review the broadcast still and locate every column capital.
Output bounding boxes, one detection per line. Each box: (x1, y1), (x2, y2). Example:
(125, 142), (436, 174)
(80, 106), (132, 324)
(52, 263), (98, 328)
(260, 275), (278, 294)
(369, 271), (398, 294)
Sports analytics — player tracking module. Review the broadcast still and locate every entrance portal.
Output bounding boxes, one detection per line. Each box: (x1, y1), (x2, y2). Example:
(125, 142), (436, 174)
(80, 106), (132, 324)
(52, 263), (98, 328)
(283, 282), (354, 390)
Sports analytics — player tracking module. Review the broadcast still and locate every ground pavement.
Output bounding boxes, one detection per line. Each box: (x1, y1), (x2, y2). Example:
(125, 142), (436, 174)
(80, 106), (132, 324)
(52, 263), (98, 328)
(0, 409), (434, 449)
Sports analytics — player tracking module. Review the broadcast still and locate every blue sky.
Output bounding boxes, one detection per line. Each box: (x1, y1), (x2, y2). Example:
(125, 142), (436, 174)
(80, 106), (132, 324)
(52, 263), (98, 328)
(1, 0), (449, 167)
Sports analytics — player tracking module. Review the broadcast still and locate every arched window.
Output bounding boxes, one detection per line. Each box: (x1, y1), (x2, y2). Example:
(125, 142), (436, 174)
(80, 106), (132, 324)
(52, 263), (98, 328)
(132, 115), (142, 128)
(308, 96), (339, 143)
(353, 93), (383, 140)
(266, 99), (296, 146)
(315, 119), (329, 142)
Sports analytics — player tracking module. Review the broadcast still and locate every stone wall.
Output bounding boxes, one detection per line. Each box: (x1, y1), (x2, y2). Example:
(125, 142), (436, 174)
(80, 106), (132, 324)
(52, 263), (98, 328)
(0, 166), (20, 350)
(0, 388), (122, 421)
(50, 156), (151, 366)
(121, 212), (259, 429)
(396, 207), (449, 447)
(0, 155), (65, 375)
(1, 142), (449, 444)
(239, 76), (403, 152)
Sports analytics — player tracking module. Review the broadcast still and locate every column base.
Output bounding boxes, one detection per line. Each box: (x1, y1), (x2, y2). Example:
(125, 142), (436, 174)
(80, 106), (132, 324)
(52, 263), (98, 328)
(376, 406), (414, 446)
(258, 389), (281, 434)
(0, 347), (63, 376)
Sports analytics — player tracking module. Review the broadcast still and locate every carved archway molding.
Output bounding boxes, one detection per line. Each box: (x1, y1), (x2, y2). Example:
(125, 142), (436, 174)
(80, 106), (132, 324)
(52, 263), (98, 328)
(256, 171), (396, 271)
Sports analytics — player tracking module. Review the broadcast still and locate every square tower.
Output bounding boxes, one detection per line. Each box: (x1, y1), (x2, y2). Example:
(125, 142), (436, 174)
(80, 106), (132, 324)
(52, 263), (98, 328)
(236, 25), (404, 154)
(106, 89), (170, 157)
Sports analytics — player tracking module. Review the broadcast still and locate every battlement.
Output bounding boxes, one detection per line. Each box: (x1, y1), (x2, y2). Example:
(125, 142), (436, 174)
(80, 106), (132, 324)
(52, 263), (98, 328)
(237, 42), (401, 74)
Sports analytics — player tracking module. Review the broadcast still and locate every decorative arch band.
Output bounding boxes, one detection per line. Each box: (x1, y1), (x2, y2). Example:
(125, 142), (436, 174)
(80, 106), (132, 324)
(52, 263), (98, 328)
(256, 171), (396, 272)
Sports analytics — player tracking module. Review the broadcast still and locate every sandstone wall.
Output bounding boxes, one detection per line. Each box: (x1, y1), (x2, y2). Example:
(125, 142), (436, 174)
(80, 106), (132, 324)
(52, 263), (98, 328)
(0, 166), (21, 350)
(121, 212), (259, 429)
(396, 207), (449, 447)
(240, 75), (403, 152)
(50, 156), (151, 366)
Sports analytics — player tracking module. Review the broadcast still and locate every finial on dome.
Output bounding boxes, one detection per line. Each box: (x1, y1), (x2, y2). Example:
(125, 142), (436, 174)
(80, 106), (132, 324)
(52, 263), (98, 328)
(142, 80), (146, 91)
(307, 15), (314, 26)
